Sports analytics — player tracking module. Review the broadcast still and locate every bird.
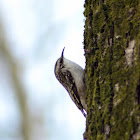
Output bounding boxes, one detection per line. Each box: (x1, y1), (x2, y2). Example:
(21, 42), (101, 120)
(54, 47), (87, 117)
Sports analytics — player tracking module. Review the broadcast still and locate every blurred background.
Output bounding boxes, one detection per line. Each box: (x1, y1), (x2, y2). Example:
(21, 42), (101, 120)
(0, 0), (86, 140)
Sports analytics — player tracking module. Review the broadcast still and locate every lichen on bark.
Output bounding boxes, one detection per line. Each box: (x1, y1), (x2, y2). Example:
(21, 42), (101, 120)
(84, 0), (140, 139)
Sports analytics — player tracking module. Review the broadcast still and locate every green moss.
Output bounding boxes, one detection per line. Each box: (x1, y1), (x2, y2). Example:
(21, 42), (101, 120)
(84, 0), (140, 139)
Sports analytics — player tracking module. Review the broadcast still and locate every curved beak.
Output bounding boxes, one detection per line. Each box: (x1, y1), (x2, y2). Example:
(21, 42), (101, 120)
(61, 47), (65, 58)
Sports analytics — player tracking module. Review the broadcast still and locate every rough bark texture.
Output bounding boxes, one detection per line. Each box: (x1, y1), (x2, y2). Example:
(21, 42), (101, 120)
(84, 0), (140, 139)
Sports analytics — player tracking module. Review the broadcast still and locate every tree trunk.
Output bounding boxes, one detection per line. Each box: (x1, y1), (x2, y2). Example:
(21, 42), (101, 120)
(84, 0), (140, 139)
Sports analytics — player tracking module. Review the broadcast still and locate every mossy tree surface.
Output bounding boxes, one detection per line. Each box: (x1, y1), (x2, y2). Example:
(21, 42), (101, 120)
(84, 0), (140, 139)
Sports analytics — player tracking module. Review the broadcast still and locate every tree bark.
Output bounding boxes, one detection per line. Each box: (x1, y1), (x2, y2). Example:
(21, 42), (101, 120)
(84, 0), (140, 139)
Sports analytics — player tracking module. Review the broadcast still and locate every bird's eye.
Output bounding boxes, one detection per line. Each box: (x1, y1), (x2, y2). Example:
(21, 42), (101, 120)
(60, 58), (63, 64)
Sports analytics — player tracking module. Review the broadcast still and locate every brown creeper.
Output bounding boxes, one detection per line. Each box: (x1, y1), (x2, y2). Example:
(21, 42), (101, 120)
(54, 47), (87, 117)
